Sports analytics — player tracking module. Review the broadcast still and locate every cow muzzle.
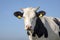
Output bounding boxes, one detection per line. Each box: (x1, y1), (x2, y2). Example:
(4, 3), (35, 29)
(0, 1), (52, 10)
(25, 25), (32, 30)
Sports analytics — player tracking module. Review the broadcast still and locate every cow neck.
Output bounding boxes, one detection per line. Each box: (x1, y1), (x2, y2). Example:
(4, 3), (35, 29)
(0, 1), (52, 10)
(32, 17), (48, 38)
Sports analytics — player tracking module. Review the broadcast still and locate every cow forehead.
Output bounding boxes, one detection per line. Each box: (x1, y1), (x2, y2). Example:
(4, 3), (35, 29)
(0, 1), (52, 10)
(23, 7), (33, 11)
(23, 8), (36, 18)
(23, 7), (35, 13)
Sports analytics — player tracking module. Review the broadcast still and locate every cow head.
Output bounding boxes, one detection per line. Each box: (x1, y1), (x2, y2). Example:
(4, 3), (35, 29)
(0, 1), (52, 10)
(14, 7), (46, 30)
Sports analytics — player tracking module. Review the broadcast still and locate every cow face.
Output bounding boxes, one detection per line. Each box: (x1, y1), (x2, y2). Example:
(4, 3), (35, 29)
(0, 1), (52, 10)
(14, 7), (46, 30)
(23, 7), (38, 30)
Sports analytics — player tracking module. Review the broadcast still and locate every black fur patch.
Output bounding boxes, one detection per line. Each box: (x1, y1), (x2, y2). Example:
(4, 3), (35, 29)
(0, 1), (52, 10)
(27, 31), (30, 35)
(32, 17), (48, 38)
(53, 18), (60, 29)
(59, 32), (60, 36)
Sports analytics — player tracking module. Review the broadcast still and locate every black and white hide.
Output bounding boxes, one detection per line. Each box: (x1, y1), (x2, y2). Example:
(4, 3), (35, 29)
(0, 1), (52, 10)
(14, 7), (60, 40)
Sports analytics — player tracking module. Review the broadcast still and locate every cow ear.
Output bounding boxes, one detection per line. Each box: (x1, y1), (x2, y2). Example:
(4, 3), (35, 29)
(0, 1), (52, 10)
(37, 11), (46, 17)
(14, 11), (23, 19)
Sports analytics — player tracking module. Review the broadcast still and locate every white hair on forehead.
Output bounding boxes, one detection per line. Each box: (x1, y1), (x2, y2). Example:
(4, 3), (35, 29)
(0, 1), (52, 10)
(21, 7), (40, 11)
(24, 7), (33, 12)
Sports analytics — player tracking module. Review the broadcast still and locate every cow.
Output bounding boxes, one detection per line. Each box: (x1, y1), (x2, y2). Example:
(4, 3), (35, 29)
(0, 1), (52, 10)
(14, 7), (60, 40)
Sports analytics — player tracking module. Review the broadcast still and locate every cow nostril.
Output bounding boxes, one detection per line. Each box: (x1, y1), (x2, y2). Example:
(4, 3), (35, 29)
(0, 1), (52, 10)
(26, 25), (32, 27)
(30, 26), (32, 28)
(26, 25), (32, 30)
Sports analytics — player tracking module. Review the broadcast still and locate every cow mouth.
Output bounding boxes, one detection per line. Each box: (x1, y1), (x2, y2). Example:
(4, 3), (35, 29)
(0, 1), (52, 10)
(26, 28), (32, 30)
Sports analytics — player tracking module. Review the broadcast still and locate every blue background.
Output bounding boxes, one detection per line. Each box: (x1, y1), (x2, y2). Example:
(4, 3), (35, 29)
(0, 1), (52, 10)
(0, 0), (60, 40)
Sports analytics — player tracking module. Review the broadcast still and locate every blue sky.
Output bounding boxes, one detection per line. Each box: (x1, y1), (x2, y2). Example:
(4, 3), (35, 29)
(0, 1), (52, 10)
(0, 0), (60, 40)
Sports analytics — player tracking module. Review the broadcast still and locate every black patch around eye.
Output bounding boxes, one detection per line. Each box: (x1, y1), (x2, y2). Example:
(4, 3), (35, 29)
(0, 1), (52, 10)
(32, 17), (48, 38)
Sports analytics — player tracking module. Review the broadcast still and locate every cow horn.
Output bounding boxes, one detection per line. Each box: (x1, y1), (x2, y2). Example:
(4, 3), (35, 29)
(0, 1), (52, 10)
(33, 7), (40, 11)
(20, 8), (24, 11)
